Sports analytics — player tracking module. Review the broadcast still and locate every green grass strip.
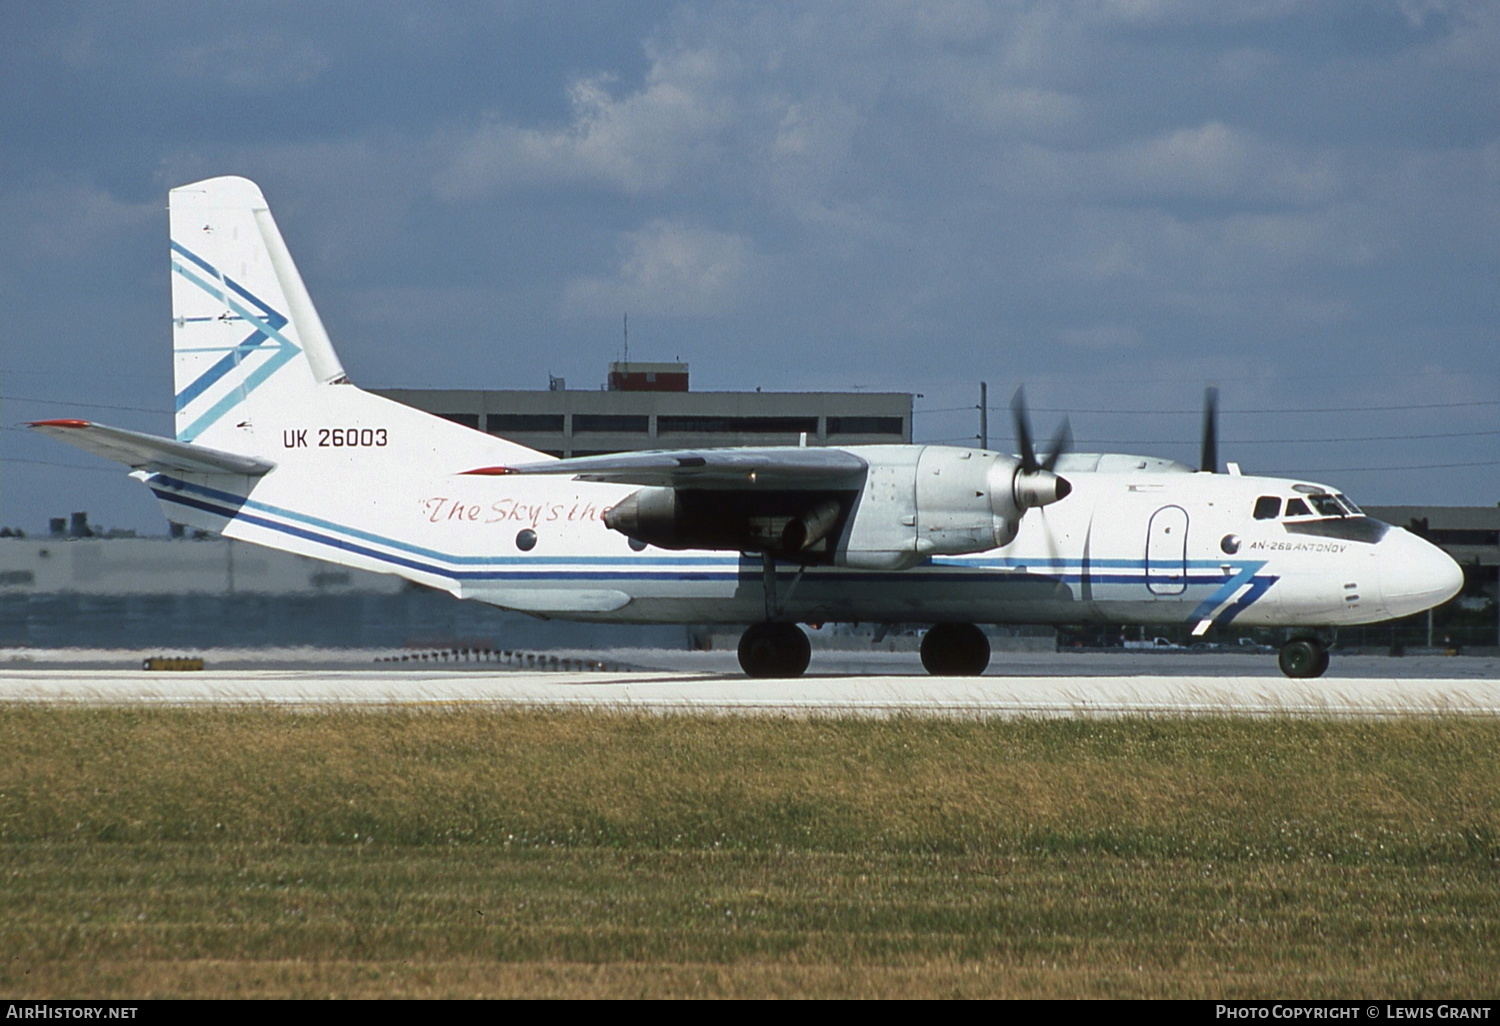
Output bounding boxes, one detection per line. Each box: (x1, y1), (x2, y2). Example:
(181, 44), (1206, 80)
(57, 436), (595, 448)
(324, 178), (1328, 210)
(2, 709), (1496, 997)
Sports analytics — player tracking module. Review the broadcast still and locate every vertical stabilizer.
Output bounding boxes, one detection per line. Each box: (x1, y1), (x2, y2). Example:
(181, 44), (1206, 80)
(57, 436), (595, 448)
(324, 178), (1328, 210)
(169, 176), (346, 447)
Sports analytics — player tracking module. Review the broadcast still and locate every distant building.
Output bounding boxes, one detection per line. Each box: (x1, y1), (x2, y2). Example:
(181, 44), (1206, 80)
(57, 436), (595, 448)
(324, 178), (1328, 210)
(371, 361), (912, 458)
(0, 536), (682, 650)
(1362, 506), (1500, 574)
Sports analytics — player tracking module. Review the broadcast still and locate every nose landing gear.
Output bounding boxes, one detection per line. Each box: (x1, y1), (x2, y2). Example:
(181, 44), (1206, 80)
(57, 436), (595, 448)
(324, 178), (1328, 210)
(1278, 637), (1330, 679)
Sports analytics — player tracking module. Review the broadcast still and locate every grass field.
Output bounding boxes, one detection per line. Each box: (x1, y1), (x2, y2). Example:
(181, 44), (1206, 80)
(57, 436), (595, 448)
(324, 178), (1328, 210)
(1, 708), (1497, 998)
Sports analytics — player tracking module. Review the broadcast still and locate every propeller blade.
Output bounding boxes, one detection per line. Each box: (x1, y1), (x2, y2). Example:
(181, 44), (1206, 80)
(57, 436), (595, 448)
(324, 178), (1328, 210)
(1042, 417), (1072, 474)
(1011, 386), (1038, 473)
(1009, 388), (1073, 508)
(1200, 386), (1219, 474)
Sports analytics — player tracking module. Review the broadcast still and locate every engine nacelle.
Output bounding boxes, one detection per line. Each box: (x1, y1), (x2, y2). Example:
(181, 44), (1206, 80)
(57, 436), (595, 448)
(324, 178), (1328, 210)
(836, 445), (1070, 570)
(601, 486), (682, 548)
(600, 445), (1070, 570)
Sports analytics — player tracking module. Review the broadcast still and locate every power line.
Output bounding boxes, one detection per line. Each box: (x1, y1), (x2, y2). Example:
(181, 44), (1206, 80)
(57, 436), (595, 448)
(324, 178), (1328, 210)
(0, 456), (122, 474)
(919, 429), (1499, 446)
(917, 399), (1500, 416)
(1216, 430), (1500, 444)
(0, 392), (172, 415)
(1261, 460), (1500, 474)
(911, 440), (1500, 476)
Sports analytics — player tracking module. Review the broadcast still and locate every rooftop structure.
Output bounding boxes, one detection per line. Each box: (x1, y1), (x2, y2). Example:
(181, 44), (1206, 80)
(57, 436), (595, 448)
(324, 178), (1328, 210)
(372, 362), (911, 458)
(607, 361), (689, 392)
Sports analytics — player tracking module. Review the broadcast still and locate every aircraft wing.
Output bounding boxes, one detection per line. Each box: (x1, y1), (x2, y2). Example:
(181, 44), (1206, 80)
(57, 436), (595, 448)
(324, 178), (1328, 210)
(29, 420), (276, 477)
(465, 447), (868, 489)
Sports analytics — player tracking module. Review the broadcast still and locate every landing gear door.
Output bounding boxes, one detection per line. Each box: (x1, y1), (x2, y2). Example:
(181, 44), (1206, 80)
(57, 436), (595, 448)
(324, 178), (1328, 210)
(1146, 505), (1189, 595)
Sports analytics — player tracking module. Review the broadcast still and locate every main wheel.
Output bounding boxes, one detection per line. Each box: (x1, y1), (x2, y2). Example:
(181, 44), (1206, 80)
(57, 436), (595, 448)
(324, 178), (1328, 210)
(738, 622), (812, 678)
(920, 622), (991, 676)
(1311, 643), (1331, 677)
(1278, 638), (1329, 679)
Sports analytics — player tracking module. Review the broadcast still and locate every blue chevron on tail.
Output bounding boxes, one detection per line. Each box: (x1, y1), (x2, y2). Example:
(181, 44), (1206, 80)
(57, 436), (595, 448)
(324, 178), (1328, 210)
(169, 176), (345, 450)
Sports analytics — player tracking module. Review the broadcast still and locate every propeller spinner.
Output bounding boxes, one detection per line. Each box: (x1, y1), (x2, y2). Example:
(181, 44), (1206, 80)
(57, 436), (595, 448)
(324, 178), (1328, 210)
(1009, 387), (1072, 508)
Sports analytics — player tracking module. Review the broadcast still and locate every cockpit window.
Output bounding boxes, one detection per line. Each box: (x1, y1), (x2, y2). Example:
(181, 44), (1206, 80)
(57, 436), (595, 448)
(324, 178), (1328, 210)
(1335, 493), (1362, 515)
(1284, 498), (1312, 517)
(1308, 494), (1347, 517)
(1253, 496), (1281, 520)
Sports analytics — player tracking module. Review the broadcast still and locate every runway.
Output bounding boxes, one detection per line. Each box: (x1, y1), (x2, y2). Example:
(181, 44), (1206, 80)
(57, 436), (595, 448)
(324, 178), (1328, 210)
(2, 649), (1497, 717)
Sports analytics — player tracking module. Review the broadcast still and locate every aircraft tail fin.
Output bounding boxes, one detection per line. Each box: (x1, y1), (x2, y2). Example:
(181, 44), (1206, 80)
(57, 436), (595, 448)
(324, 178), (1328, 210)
(169, 176), (346, 446)
(166, 176), (543, 466)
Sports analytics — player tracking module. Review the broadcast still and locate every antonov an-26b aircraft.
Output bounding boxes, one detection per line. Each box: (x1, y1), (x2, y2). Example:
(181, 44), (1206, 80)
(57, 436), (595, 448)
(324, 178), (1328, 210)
(33, 177), (1463, 679)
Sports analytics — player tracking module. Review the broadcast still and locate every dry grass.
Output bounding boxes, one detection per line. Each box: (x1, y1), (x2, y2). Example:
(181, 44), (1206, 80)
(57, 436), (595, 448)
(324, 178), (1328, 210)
(1, 709), (1497, 998)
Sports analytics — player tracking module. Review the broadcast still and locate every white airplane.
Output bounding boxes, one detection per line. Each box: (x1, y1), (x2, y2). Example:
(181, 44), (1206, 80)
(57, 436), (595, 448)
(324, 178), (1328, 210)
(32, 176), (1463, 679)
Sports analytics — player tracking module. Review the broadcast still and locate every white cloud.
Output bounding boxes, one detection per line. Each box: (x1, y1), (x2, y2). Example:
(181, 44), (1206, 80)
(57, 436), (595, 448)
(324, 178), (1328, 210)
(1055, 324), (1144, 349)
(0, 183), (156, 261)
(435, 45), (736, 198)
(563, 221), (756, 318)
(1001, 122), (1341, 206)
(176, 31), (330, 91)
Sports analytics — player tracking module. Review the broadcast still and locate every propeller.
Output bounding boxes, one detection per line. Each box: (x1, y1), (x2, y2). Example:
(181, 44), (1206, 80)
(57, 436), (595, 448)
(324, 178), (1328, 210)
(1199, 386), (1219, 474)
(1010, 386), (1073, 472)
(1009, 386), (1072, 508)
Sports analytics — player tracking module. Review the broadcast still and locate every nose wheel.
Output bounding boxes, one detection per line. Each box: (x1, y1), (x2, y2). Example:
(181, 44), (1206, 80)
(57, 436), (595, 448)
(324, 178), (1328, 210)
(920, 622), (991, 676)
(738, 622), (812, 678)
(1278, 638), (1330, 679)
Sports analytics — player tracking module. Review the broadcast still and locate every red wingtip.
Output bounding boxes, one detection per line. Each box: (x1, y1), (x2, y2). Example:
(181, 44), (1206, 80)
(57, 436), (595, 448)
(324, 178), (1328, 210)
(29, 419), (91, 429)
(460, 465), (517, 476)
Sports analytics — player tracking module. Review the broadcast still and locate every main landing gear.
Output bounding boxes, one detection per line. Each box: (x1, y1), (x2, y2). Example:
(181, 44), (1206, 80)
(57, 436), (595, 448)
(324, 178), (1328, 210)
(740, 551), (814, 678)
(920, 622), (991, 676)
(738, 622), (812, 678)
(733, 621), (995, 678)
(1278, 637), (1331, 679)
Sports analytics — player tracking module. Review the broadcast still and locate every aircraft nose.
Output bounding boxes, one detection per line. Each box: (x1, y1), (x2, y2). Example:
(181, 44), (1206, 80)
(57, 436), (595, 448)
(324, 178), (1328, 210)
(1378, 527), (1464, 620)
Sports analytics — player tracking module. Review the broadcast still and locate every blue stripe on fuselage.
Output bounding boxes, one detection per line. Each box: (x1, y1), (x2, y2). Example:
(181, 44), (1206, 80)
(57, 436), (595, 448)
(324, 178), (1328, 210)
(147, 474), (1276, 612)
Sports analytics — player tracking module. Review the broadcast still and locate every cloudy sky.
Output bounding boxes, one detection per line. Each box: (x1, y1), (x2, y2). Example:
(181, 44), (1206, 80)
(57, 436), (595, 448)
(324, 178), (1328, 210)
(2, 0), (1496, 533)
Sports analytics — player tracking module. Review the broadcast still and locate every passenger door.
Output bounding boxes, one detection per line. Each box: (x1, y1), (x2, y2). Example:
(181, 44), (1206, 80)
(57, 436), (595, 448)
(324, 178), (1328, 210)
(1146, 505), (1189, 595)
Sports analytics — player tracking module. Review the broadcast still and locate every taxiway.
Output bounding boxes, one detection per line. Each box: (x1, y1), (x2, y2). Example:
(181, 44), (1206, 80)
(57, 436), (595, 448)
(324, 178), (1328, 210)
(1, 649), (1496, 718)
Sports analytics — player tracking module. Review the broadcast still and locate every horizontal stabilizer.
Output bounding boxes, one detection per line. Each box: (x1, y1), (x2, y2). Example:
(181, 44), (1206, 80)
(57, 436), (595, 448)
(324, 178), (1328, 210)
(29, 420), (276, 476)
(467, 447), (869, 489)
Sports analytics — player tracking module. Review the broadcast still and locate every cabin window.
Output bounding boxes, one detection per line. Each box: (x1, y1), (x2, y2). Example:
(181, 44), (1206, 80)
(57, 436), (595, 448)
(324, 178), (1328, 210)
(1253, 496), (1281, 520)
(1284, 498), (1312, 517)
